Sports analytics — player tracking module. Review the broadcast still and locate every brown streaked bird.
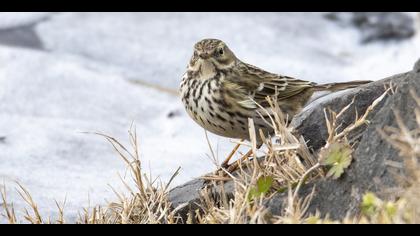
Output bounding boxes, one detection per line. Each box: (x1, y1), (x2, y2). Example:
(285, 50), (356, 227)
(179, 39), (371, 169)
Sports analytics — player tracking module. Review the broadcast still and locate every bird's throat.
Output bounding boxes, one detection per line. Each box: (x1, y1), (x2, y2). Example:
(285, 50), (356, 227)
(192, 59), (217, 80)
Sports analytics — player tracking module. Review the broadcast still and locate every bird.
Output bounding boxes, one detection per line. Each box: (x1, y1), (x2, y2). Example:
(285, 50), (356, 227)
(179, 38), (371, 170)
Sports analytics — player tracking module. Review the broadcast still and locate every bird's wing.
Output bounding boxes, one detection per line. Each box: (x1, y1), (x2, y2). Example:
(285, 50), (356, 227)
(224, 62), (314, 110)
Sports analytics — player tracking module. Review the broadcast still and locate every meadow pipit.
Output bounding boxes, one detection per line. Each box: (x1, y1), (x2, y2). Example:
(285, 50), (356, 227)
(180, 39), (371, 170)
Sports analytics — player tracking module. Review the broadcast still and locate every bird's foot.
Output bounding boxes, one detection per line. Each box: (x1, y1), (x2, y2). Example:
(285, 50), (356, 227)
(200, 141), (254, 184)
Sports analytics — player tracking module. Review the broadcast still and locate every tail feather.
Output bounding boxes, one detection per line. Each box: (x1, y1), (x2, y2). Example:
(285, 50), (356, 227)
(314, 80), (372, 92)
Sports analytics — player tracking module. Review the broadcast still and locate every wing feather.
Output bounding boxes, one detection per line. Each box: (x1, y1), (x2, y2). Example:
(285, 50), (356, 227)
(224, 62), (314, 110)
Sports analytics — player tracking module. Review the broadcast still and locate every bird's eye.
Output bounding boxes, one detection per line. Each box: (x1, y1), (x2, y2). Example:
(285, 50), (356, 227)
(218, 48), (224, 56)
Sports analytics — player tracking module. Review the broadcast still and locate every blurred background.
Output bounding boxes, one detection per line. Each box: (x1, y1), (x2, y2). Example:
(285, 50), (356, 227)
(0, 12), (419, 222)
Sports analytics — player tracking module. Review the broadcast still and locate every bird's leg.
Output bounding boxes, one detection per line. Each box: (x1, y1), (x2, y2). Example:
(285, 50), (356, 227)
(226, 149), (253, 173)
(221, 140), (243, 169)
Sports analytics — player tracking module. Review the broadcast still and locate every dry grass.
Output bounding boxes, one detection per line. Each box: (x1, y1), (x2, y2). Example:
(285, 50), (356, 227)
(1, 126), (182, 224)
(2, 87), (419, 224)
(189, 88), (391, 224)
(78, 126), (182, 224)
(1, 185), (17, 224)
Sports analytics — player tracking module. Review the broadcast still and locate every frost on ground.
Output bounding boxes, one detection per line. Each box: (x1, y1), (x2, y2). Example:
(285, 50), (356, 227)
(0, 46), (229, 222)
(0, 12), (419, 222)
(35, 12), (420, 88)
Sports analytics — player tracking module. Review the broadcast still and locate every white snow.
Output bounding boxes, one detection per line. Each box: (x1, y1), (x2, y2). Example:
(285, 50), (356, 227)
(0, 46), (231, 222)
(35, 12), (420, 88)
(0, 12), (419, 223)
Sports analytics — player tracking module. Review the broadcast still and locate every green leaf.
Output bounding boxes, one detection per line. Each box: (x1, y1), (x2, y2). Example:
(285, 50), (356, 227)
(320, 141), (353, 179)
(306, 216), (321, 224)
(248, 176), (273, 201)
(385, 202), (397, 217)
(361, 192), (381, 216)
(257, 176), (273, 194)
(248, 188), (259, 201)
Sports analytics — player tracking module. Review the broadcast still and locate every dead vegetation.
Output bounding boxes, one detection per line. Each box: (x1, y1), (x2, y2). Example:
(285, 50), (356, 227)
(1, 87), (419, 224)
(190, 88), (391, 224)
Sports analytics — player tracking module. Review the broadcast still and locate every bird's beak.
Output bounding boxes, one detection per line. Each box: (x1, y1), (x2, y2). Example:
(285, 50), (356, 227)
(198, 52), (210, 59)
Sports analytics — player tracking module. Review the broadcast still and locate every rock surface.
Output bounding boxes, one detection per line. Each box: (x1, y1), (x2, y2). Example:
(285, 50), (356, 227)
(325, 12), (416, 43)
(0, 25), (43, 49)
(291, 73), (402, 151)
(268, 69), (419, 219)
(169, 59), (420, 222)
(0, 13), (51, 49)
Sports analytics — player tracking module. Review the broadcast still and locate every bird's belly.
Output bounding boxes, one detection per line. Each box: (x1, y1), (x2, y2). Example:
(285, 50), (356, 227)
(186, 98), (245, 139)
(183, 95), (272, 140)
(179, 75), (273, 141)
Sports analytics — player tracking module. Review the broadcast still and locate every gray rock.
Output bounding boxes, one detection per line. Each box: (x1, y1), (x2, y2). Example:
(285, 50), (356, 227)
(414, 58), (420, 74)
(267, 66), (419, 219)
(0, 136), (5, 143)
(0, 24), (44, 50)
(169, 179), (205, 223)
(291, 73), (405, 151)
(167, 110), (182, 119)
(353, 12), (415, 43)
(325, 12), (415, 43)
(168, 61), (419, 222)
(0, 13), (54, 50)
(169, 176), (235, 223)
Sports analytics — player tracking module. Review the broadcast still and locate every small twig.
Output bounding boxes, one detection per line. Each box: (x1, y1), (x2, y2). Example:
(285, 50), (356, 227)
(324, 88), (391, 147)
(204, 130), (219, 168)
(164, 167), (181, 192)
(15, 182), (43, 224)
(1, 184), (17, 224)
(293, 163), (320, 200)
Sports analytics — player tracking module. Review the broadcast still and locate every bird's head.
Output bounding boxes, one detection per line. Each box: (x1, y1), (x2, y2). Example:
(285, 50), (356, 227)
(189, 39), (237, 70)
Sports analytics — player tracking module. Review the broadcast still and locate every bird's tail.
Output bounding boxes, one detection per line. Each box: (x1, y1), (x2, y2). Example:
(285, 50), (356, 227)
(313, 80), (372, 92)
